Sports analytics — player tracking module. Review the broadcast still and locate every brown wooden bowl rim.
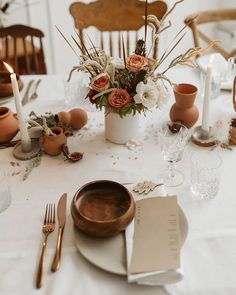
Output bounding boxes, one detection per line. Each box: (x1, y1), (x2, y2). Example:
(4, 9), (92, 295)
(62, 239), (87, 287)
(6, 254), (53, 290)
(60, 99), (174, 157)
(72, 180), (135, 224)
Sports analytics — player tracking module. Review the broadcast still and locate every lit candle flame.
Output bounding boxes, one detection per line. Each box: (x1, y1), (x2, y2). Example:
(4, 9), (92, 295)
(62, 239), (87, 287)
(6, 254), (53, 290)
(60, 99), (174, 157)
(3, 61), (14, 74)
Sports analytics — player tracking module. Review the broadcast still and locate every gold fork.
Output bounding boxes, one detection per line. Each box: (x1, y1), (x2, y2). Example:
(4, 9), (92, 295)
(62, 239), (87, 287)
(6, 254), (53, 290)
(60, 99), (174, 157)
(36, 204), (55, 289)
(30, 79), (42, 100)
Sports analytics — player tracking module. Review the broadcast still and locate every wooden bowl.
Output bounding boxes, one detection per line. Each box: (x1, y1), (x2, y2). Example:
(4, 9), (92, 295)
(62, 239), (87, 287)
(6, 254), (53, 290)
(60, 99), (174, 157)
(0, 71), (23, 98)
(71, 180), (135, 238)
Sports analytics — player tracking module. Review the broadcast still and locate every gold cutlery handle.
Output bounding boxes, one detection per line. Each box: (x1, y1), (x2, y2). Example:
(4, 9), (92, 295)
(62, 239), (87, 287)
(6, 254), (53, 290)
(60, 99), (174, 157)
(36, 235), (48, 289)
(22, 80), (34, 106)
(51, 227), (63, 272)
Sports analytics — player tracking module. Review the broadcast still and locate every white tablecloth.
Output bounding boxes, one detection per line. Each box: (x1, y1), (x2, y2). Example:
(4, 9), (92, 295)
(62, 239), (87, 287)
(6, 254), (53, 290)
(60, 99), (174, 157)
(0, 68), (236, 295)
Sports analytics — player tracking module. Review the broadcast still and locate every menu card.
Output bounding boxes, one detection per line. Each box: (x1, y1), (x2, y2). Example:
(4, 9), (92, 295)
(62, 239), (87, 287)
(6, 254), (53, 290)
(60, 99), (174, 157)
(129, 196), (180, 274)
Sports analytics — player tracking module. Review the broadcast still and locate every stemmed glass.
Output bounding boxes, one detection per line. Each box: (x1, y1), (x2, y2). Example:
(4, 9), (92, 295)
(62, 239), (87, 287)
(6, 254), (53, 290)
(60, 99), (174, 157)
(158, 122), (190, 187)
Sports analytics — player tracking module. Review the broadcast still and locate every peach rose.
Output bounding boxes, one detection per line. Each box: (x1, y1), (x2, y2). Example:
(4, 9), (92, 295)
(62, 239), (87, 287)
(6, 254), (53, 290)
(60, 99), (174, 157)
(108, 89), (132, 108)
(126, 54), (147, 72)
(91, 73), (110, 92)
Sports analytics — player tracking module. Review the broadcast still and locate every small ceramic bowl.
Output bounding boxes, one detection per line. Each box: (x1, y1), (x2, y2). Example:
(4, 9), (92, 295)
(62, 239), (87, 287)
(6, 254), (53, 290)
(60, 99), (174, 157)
(0, 71), (23, 98)
(71, 180), (135, 238)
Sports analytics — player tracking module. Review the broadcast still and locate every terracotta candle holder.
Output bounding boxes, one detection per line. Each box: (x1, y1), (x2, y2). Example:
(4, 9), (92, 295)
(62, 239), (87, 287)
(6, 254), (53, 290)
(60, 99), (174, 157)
(170, 83), (199, 128)
(41, 127), (67, 156)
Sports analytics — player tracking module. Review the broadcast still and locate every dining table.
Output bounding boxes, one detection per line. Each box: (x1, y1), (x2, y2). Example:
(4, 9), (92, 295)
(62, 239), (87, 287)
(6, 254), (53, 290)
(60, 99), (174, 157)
(0, 67), (236, 295)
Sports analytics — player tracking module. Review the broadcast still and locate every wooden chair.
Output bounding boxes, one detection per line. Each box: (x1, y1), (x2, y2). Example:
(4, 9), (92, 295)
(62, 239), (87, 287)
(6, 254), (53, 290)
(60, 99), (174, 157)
(0, 24), (47, 74)
(184, 9), (236, 59)
(69, 0), (168, 59)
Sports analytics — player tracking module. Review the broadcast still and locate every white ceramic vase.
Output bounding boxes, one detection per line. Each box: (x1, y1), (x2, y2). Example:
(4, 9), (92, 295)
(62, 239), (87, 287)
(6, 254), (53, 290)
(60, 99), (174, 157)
(104, 111), (140, 144)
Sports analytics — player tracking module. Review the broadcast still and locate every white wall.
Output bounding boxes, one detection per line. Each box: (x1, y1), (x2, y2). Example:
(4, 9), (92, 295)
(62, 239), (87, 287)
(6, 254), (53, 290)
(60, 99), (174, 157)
(4, 0), (226, 75)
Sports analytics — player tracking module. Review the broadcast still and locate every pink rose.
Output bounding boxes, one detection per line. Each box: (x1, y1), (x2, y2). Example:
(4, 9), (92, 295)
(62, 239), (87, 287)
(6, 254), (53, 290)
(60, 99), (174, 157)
(108, 89), (132, 108)
(91, 73), (110, 92)
(126, 54), (147, 72)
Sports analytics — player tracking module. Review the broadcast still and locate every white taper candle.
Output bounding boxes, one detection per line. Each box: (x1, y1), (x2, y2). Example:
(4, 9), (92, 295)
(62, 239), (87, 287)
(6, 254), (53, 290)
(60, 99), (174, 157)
(3, 62), (32, 152)
(202, 63), (212, 132)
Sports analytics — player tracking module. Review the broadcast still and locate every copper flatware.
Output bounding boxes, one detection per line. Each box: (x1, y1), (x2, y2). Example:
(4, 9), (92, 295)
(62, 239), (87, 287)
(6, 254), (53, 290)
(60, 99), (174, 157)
(51, 193), (67, 272)
(36, 204), (55, 289)
(22, 79), (34, 106)
(30, 79), (42, 100)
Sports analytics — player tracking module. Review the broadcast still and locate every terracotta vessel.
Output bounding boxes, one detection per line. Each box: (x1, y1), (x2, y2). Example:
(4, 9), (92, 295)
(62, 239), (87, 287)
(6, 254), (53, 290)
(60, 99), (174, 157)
(0, 71), (23, 98)
(0, 107), (19, 143)
(41, 127), (67, 156)
(170, 83), (199, 128)
(55, 108), (88, 129)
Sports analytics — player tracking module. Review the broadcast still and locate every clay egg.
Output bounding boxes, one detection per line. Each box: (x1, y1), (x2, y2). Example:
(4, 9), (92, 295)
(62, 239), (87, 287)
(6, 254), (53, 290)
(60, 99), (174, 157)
(55, 108), (88, 130)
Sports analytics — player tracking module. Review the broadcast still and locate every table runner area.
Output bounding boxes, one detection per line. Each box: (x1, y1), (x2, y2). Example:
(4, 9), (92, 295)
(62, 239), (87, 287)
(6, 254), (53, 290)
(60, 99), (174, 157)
(0, 68), (236, 295)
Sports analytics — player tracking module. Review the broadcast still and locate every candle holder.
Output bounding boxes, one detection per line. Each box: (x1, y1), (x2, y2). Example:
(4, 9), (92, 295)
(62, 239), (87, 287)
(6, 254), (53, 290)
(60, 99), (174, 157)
(192, 125), (217, 147)
(13, 140), (41, 160)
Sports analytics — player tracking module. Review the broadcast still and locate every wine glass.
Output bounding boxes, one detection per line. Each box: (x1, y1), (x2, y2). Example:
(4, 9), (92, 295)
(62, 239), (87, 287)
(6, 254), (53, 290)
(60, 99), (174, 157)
(158, 122), (190, 187)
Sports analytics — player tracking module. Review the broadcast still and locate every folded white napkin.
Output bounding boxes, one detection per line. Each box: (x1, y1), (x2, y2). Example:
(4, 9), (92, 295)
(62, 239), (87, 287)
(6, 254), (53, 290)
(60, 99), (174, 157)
(125, 184), (184, 286)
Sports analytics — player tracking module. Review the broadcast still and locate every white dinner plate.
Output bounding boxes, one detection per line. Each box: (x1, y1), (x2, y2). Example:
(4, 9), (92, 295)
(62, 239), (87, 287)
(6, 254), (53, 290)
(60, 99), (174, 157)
(74, 205), (188, 276)
(0, 96), (13, 105)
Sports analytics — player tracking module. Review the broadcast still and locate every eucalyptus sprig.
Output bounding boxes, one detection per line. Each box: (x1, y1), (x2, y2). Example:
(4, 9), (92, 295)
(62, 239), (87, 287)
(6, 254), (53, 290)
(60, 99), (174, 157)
(22, 151), (42, 181)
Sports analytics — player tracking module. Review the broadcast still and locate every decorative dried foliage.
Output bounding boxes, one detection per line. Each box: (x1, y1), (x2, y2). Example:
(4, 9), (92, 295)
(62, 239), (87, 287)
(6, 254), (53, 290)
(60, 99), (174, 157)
(28, 111), (73, 135)
(59, 0), (216, 117)
(22, 151), (42, 181)
(62, 144), (83, 162)
(135, 39), (146, 57)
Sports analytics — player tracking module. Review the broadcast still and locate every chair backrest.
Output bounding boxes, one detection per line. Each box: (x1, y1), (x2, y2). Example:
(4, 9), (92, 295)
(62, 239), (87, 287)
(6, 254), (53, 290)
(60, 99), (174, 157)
(0, 24), (47, 74)
(70, 0), (168, 59)
(184, 9), (236, 59)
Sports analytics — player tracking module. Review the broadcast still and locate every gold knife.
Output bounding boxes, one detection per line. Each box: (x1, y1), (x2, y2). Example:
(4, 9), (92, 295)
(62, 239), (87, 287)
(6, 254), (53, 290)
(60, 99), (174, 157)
(51, 193), (67, 272)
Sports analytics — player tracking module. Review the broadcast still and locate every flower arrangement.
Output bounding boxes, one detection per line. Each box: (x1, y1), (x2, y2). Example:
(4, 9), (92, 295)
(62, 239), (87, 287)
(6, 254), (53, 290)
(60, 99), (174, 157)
(61, 0), (216, 118)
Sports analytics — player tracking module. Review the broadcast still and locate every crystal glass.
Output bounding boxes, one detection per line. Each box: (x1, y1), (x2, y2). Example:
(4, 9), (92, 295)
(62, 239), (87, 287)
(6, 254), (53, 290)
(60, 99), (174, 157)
(64, 74), (98, 112)
(158, 122), (190, 187)
(0, 169), (11, 213)
(227, 57), (236, 81)
(190, 152), (222, 200)
(64, 78), (80, 107)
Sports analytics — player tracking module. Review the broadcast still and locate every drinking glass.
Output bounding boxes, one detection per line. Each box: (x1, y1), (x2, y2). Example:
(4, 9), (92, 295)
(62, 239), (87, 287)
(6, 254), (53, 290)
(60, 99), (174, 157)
(190, 152), (222, 200)
(158, 122), (190, 187)
(0, 169), (11, 213)
(227, 57), (236, 81)
(64, 78), (80, 107)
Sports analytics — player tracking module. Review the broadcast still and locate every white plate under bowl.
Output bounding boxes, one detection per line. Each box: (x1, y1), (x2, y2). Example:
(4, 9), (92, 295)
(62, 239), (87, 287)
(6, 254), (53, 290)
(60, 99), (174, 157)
(74, 205), (188, 276)
(0, 96), (13, 105)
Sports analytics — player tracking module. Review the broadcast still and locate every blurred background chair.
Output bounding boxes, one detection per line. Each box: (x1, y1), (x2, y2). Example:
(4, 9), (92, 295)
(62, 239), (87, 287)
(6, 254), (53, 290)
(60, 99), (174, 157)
(69, 0), (168, 59)
(0, 24), (47, 74)
(185, 9), (236, 59)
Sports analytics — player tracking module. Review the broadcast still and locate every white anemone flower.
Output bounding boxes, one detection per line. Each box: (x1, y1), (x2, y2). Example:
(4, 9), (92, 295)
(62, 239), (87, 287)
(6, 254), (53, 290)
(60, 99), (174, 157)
(134, 78), (168, 109)
(134, 81), (158, 109)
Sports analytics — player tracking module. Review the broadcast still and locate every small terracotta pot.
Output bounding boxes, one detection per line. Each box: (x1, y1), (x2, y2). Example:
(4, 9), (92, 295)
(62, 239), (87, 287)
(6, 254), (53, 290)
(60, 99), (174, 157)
(55, 108), (88, 129)
(0, 71), (23, 98)
(229, 118), (236, 145)
(41, 127), (67, 156)
(0, 106), (19, 143)
(170, 83), (199, 128)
